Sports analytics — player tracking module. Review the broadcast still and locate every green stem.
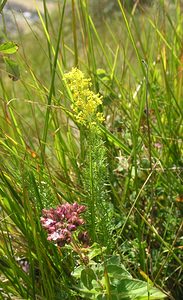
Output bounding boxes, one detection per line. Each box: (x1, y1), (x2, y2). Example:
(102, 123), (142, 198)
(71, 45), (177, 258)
(0, 0), (7, 13)
(142, 59), (152, 171)
(43, 0), (53, 91)
(89, 142), (96, 241)
(41, 0), (66, 164)
(72, 0), (78, 67)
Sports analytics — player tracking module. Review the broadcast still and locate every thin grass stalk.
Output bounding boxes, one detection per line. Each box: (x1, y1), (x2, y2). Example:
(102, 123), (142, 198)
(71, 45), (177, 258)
(89, 147), (96, 242)
(0, 0), (7, 13)
(72, 0), (78, 67)
(148, 18), (179, 63)
(117, 0), (144, 74)
(0, 222), (31, 298)
(153, 221), (183, 284)
(79, 0), (99, 91)
(131, 102), (146, 271)
(135, 207), (183, 268)
(142, 60), (152, 171)
(41, 0), (66, 164)
(42, 0), (53, 91)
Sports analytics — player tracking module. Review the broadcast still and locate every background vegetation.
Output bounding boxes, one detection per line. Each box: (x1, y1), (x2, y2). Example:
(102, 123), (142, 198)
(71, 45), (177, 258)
(0, 0), (182, 299)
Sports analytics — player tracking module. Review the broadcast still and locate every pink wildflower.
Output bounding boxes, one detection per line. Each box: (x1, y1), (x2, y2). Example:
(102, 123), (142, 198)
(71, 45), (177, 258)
(40, 202), (87, 247)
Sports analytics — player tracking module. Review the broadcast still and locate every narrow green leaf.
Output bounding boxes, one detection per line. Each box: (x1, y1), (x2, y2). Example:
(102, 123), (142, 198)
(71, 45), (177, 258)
(0, 0), (7, 13)
(99, 125), (131, 155)
(0, 42), (19, 54)
(4, 57), (20, 81)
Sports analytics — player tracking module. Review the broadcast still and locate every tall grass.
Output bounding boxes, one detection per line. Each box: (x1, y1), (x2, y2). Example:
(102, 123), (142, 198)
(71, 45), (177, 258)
(0, 0), (182, 299)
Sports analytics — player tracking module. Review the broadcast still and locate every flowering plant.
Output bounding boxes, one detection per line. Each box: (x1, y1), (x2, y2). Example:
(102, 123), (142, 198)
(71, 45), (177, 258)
(40, 202), (88, 247)
(64, 68), (104, 127)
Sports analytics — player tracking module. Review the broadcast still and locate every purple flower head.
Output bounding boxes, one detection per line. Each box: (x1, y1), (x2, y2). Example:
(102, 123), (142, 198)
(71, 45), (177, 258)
(47, 231), (61, 241)
(42, 208), (55, 220)
(76, 205), (86, 214)
(40, 202), (87, 247)
(67, 224), (77, 231)
(48, 226), (56, 233)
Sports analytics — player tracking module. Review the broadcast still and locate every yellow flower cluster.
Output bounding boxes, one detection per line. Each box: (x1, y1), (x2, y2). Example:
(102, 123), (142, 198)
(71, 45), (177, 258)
(64, 68), (104, 127)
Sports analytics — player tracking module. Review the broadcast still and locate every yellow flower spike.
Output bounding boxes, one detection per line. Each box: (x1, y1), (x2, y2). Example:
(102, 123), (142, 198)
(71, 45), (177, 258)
(64, 68), (104, 128)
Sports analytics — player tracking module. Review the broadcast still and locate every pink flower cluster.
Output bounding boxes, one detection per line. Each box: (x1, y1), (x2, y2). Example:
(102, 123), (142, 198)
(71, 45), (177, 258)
(40, 202), (86, 247)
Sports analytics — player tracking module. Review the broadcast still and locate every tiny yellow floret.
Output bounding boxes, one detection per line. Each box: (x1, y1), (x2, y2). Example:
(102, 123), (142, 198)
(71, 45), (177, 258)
(64, 68), (104, 127)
